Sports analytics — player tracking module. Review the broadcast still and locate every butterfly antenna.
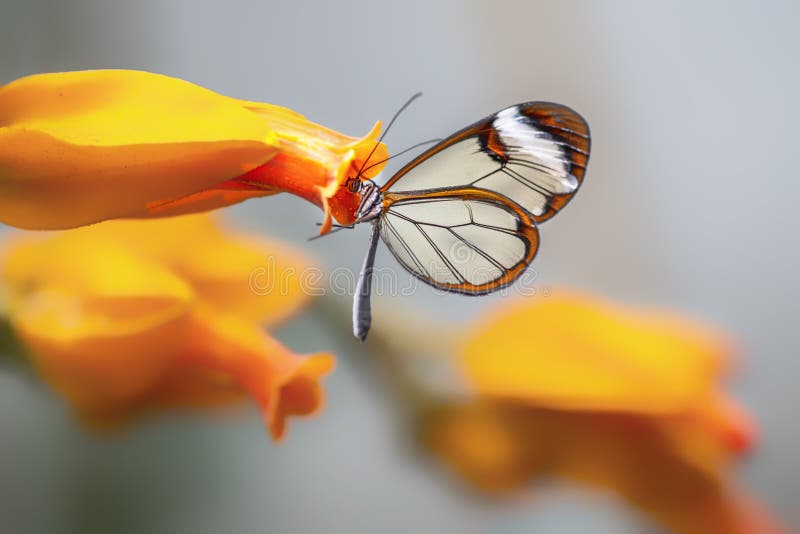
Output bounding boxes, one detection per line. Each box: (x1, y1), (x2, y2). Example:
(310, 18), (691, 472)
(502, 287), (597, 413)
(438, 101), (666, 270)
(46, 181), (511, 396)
(355, 92), (424, 179)
(360, 137), (443, 175)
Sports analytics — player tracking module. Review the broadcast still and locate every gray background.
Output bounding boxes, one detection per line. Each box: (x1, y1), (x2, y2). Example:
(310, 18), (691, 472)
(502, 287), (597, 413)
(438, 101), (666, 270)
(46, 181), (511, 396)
(0, 1), (797, 533)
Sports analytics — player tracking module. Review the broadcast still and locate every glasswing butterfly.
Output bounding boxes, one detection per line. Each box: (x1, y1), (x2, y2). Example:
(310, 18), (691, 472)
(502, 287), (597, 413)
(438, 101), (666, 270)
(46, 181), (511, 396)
(331, 98), (590, 341)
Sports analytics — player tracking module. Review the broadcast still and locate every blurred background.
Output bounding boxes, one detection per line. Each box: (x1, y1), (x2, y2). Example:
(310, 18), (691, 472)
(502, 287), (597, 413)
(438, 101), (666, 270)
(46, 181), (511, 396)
(0, 1), (798, 533)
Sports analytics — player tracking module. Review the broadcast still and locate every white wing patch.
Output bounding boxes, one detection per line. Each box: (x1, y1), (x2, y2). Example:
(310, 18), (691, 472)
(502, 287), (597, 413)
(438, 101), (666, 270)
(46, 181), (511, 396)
(379, 197), (534, 290)
(475, 106), (579, 216)
(492, 107), (575, 185)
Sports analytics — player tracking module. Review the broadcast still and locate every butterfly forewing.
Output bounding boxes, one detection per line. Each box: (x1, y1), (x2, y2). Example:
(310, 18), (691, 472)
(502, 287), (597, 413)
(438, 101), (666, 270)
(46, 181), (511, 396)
(379, 190), (539, 294)
(381, 102), (590, 224)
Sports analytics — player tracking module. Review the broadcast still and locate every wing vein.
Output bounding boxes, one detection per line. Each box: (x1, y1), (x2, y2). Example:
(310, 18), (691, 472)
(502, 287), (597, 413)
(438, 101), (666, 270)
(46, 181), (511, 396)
(387, 209), (460, 231)
(382, 215), (428, 275)
(414, 223), (468, 284)
(504, 156), (565, 177)
(501, 167), (552, 198)
(448, 228), (508, 272)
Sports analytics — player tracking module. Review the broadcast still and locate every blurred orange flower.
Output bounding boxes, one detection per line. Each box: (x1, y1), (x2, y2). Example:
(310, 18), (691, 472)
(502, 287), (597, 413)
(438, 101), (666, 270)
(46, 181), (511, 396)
(1, 214), (333, 440)
(421, 290), (786, 534)
(0, 70), (387, 233)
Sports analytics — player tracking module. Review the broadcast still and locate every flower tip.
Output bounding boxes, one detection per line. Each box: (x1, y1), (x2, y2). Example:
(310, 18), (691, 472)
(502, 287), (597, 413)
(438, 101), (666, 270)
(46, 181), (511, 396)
(719, 396), (759, 454)
(359, 121), (383, 146)
(316, 194), (333, 236)
(264, 352), (335, 441)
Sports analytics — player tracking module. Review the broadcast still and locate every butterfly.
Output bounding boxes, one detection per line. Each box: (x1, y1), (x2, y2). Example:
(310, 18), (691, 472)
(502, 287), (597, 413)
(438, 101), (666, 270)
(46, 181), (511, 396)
(337, 98), (590, 341)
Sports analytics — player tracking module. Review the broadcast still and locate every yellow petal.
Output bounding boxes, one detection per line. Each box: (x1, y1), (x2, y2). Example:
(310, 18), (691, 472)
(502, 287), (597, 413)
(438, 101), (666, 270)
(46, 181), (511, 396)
(6, 239), (194, 412)
(0, 211), (330, 439)
(41, 214), (316, 325)
(421, 401), (537, 492)
(183, 232), (314, 325)
(462, 290), (731, 414)
(0, 70), (276, 229)
(422, 400), (784, 534)
(134, 215), (316, 325)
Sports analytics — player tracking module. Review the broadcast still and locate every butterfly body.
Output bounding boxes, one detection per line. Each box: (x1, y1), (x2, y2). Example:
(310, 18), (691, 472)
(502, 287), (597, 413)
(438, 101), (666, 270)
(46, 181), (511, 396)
(353, 179), (382, 223)
(349, 101), (590, 341)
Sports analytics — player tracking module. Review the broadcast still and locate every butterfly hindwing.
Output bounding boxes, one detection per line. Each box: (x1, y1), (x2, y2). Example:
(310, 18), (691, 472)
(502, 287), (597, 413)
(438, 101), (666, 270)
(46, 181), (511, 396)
(379, 189), (539, 294)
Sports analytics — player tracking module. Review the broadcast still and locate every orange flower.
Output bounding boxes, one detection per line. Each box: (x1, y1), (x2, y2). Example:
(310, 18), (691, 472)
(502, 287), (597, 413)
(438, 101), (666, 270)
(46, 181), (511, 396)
(420, 290), (786, 534)
(0, 70), (387, 233)
(1, 213), (333, 439)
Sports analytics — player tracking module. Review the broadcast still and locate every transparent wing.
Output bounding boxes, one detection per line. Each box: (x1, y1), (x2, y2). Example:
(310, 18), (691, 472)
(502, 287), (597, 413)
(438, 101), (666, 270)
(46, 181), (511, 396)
(381, 102), (590, 223)
(378, 191), (539, 294)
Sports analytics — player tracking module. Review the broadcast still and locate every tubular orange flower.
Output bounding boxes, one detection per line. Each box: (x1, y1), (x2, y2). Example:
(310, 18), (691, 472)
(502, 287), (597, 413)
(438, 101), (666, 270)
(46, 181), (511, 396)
(0, 70), (387, 233)
(419, 290), (786, 534)
(1, 213), (333, 440)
